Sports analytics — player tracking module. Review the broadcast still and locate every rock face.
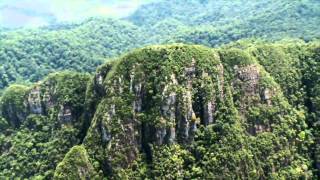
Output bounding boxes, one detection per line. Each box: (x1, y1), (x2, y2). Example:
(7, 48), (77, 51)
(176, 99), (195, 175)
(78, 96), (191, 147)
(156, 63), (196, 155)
(26, 82), (60, 118)
(0, 72), (91, 179)
(27, 86), (43, 114)
(83, 45), (225, 176)
(24, 73), (90, 127)
(234, 64), (260, 96)
(160, 74), (178, 144)
(58, 105), (73, 124)
(80, 45), (309, 178)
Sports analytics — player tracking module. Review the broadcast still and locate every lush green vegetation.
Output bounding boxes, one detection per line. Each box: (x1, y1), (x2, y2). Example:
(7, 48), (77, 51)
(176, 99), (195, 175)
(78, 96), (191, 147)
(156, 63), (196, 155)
(0, 0), (319, 179)
(54, 145), (98, 179)
(80, 43), (318, 179)
(0, 0), (319, 92)
(0, 18), (143, 91)
(0, 41), (319, 179)
(0, 72), (90, 179)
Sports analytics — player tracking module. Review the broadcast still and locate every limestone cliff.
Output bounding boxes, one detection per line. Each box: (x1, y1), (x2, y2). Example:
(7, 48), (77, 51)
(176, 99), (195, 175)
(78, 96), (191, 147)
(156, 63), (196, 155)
(80, 44), (311, 178)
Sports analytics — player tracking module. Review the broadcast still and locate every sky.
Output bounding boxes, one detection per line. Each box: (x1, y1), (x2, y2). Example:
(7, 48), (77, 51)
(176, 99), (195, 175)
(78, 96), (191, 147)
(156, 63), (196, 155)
(0, 0), (153, 28)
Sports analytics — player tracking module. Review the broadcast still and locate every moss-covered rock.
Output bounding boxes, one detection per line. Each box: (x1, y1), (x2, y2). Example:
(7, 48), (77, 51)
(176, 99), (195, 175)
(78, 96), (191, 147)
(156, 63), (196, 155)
(0, 85), (29, 128)
(54, 145), (99, 179)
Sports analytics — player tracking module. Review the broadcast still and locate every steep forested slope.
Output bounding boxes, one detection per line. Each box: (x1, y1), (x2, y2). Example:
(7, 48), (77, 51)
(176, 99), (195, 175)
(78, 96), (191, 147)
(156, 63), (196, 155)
(0, 0), (319, 92)
(1, 41), (319, 179)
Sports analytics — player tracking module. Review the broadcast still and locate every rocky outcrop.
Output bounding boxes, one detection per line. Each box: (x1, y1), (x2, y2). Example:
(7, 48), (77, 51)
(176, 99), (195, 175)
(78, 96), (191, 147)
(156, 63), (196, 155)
(53, 145), (98, 179)
(234, 64), (260, 96)
(83, 45), (225, 176)
(176, 89), (195, 143)
(1, 44), (312, 179)
(203, 99), (216, 126)
(58, 105), (73, 124)
(50, 44), (310, 179)
(26, 82), (55, 116)
(261, 88), (274, 106)
(27, 86), (43, 114)
(159, 74), (178, 144)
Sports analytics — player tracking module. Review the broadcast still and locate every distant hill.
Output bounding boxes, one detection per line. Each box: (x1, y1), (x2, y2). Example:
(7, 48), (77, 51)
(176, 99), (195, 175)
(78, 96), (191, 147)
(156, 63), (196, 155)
(129, 0), (320, 45)
(0, 18), (143, 90)
(0, 0), (319, 92)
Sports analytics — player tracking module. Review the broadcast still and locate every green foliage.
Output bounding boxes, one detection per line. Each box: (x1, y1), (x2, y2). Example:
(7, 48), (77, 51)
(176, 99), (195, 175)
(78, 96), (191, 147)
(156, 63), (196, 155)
(219, 48), (256, 66)
(41, 71), (91, 113)
(0, 18), (143, 90)
(81, 43), (316, 179)
(0, 41), (319, 178)
(0, 0), (319, 91)
(0, 9), (319, 177)
(54, 145), (99, 180)
(0, 116), (9, 131)
(134, 0), (320, 46)
(0, 72), (91, 179)
(151, 145), (194, 179)
(0, 85), (29, 128)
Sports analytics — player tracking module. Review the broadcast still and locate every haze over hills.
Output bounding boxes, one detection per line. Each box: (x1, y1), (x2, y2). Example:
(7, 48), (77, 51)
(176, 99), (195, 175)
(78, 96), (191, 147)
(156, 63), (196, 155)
(0, 0), (155, 28)
(0, 0), (319, 179)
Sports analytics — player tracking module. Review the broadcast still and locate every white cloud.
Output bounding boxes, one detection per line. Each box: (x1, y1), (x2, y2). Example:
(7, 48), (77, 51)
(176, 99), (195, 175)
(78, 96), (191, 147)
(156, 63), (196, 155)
(0, 0), (154, 28)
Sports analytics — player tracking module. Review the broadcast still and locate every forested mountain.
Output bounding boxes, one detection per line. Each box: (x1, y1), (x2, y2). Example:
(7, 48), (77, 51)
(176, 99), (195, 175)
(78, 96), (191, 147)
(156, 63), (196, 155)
(1, 41), (319, 179)
(0, 0), (319, 92)
(0, 0), (320, 179)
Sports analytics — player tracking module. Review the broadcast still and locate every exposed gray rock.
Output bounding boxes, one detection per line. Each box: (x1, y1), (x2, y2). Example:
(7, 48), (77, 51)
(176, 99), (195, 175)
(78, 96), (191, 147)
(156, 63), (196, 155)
(97, 74), (104, 86)
(167, 126), (176, 144)
(233, 65), (261, 113)
(160, 74), (178, 144)
(156, 126), (167, 145)
(100, 121), (111, 145)
(203, 100), (216, 126)
(94, 73), (106, 96)
(5, 104), (26, 128)
(235, 64), (260, 95)
(42, 82), (55, 111)
(217, 63), (225, 98)
(261, 88), (273, 106)
(133, 82), (143, 112)
(254, 124), (270, 134)
(185, 58), (196, 78)
(177, 90), (195, 143)
(27, 86), (43, 114)
(58, 105), (72, 124)
(185, 58), (196, 89)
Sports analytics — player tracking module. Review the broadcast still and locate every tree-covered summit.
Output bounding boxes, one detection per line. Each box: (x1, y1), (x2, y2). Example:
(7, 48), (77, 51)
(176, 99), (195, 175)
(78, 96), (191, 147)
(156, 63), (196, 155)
(0, 42), (319, 178)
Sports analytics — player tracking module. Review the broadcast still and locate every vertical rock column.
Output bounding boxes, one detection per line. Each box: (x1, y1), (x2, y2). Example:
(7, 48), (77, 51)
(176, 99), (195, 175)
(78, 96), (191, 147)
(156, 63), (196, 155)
(177, 59), (197, 144)
(159, 74), (178, 145)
